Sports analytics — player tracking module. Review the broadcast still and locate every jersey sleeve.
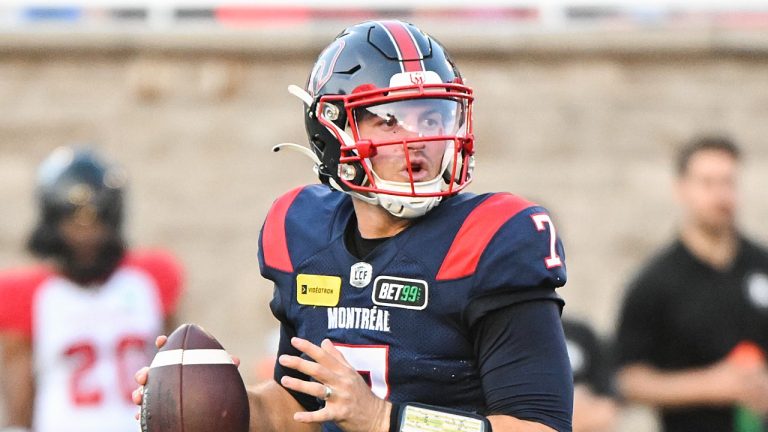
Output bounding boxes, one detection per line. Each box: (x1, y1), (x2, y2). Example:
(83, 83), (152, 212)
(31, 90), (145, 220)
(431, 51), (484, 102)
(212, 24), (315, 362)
(259, 184), (347, 282)
(258, 186), (305, 278)
(125, 250), (185, 317)
(474, 300), (573, 430)
(442, 194), (567, 327)
(0, 268), (50, 338)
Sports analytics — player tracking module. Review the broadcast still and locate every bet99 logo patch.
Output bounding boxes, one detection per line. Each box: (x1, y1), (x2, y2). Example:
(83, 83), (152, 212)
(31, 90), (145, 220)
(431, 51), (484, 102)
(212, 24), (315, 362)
(372, 276), (428, 310)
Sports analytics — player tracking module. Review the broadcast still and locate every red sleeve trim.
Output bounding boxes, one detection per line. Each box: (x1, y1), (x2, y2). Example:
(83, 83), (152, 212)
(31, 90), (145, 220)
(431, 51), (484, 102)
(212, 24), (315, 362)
(262, 186), (304, 273)
(436, 193), (535, 281)
(124, 250), (184, 317)
(0, 267), (51, 338)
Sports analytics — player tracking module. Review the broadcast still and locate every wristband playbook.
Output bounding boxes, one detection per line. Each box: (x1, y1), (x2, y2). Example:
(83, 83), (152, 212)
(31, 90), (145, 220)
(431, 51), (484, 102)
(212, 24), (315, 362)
(390, 402), (492, 432)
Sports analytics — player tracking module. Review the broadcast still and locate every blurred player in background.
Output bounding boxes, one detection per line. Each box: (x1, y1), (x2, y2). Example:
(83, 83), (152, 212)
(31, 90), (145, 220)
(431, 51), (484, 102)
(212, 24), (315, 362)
(0, 147), (183, 432)
(563, 317), (619, 432)
(135, 19), (572, 432)
(615, 135), (768, 431)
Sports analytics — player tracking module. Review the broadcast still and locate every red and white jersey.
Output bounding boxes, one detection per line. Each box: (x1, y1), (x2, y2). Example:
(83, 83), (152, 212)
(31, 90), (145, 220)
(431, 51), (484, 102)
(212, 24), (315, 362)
(0, 250), (183, 432)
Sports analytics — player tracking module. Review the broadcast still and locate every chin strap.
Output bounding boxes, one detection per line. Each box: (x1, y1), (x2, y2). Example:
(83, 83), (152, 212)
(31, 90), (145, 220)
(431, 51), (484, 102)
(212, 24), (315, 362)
(368, 169), (444, 219)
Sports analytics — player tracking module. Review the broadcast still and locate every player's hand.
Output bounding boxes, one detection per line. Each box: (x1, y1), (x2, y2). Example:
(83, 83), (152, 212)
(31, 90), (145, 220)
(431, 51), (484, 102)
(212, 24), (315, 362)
(132, 335), (168, 419)
(131, 335), (241, 419)
(278, 337), (392, 432)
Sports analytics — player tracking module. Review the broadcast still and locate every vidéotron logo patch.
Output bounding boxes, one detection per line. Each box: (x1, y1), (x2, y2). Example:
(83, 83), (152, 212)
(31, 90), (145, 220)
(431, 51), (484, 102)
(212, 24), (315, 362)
(296, 274), (341, 307)
(372, 276), (428, 310)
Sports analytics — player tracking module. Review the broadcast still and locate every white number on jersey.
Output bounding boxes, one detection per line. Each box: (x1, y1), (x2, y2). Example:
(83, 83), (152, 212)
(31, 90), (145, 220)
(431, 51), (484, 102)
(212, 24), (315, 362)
(333, 343), (390, 399)
(531, 213), (563, 269)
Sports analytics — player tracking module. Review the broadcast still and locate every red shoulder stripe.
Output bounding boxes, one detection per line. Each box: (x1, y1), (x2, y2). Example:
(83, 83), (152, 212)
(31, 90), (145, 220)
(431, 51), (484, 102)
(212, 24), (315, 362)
(262, 186), (304, 272)
(123, 250), (184, 317)
(436, 194), (535, 281)
(0, 267), (52, 338)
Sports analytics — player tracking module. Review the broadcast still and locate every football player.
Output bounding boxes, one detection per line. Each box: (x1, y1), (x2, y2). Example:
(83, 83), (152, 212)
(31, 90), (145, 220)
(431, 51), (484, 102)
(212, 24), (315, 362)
(0, 147), (183, 432)
(134, 19), (572, 432)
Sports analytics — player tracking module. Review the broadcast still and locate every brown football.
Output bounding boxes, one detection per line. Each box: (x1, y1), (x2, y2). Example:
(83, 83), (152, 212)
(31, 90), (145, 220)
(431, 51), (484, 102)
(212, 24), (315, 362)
(140, 323), (250, 432)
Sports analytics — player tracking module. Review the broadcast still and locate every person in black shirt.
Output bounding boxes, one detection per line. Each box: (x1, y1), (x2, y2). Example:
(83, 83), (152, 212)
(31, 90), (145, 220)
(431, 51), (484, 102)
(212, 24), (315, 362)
(615, 135), (768, 432)
(563, 318), (619, 432)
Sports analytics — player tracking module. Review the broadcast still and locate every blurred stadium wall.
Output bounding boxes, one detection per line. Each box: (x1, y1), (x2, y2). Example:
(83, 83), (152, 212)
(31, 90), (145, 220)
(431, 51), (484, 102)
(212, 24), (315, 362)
(1, 2), (768, 430)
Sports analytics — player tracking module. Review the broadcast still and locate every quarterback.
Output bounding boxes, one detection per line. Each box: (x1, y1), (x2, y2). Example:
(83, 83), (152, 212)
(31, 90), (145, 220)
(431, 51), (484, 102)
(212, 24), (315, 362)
(134, 19), (572, 432)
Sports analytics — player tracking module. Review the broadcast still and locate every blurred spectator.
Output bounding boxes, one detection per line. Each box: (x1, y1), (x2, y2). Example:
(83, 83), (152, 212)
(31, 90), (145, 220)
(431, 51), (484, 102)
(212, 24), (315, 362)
(615, 135), (768, 431)
(0, 147), (184, 432)
(563, 317), (619, 432)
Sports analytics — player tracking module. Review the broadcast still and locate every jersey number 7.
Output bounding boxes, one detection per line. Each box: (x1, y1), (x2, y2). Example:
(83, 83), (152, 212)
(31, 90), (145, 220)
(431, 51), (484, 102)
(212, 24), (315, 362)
(531, 213), (563, 269)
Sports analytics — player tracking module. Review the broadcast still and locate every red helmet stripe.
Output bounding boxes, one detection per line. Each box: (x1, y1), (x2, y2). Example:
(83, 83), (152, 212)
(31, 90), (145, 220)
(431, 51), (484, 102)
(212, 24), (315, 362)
(436, 194), (535, 280)
(378, 20), (424, 73)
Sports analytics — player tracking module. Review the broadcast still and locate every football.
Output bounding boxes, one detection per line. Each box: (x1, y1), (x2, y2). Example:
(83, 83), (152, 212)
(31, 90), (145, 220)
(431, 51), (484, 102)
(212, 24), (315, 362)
(140, 323), (250, 432)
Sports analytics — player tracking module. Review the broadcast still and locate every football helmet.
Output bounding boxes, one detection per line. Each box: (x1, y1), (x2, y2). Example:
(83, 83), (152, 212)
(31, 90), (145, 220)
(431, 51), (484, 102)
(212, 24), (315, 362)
(28, 147), (127, 283)
(35, 146), (125, 228)
(276, 20), (474, 218)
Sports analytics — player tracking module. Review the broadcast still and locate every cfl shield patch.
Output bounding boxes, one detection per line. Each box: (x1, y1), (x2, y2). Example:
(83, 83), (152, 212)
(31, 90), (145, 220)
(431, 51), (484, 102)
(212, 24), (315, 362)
(350, 262), (373, 288)
(372, 276), (428, 310)
(297, 274), (342, 307)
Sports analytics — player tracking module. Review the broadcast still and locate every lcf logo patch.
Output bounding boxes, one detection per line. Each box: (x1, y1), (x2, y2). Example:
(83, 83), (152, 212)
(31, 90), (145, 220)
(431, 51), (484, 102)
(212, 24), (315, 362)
(372, 276), (428, 310)
(296, 274), (342, 307)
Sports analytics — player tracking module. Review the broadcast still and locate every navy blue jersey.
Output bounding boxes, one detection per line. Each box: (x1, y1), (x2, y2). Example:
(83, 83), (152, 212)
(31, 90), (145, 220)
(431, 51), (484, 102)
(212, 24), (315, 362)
(258, 185), (568, 430)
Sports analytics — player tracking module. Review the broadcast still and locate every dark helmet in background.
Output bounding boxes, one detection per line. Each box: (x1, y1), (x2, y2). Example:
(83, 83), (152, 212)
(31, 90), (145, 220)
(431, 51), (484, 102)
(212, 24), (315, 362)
(28, 146), (127, 283)
(300, 20), (475, 218)
(35, 146), (125, 229)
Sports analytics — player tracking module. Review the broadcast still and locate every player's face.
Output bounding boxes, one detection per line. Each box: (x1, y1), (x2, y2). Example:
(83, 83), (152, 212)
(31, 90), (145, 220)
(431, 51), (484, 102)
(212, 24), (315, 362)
(354, 99), (462, 183)
(57, 208), (111, 262)
(677, 149), (739, 232)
